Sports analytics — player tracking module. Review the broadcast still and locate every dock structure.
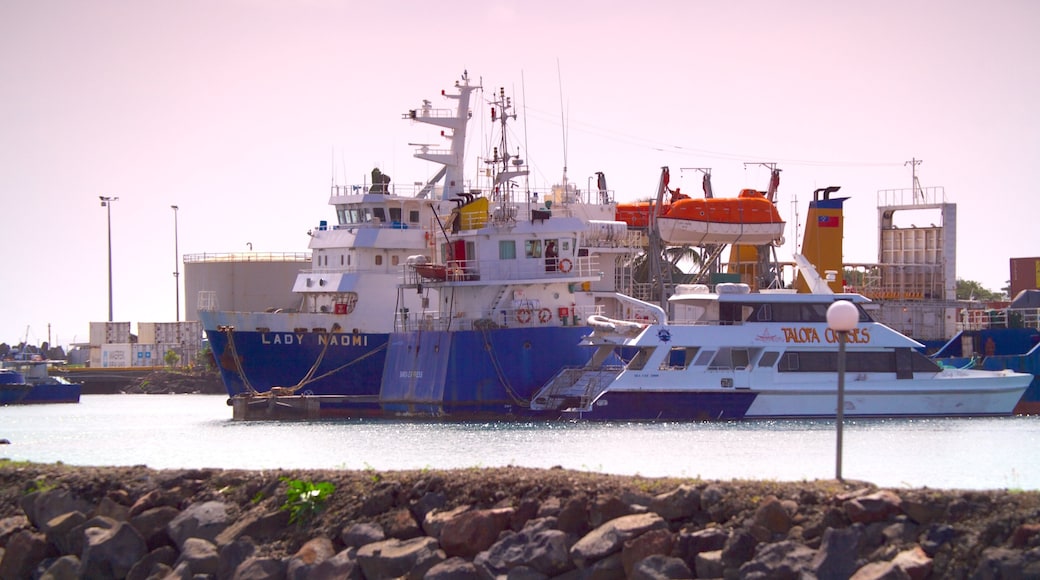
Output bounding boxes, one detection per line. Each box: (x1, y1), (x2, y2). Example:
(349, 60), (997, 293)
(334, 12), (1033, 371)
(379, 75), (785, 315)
(229, 394), (380, 421)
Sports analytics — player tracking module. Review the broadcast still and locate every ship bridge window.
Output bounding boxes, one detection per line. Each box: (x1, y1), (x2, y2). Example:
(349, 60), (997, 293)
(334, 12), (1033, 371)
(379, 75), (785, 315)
(525, 240), (543, 259)
(693, 350), (715, 366)
(659, 346), (700, 370)
(372, 208), (387, 222)
(499, 240), (517, 259)
(389, 207), (402, 222)
(708, 347), (751, 370)
(627, 347), (655, 371)
(758, 351), (781, 367)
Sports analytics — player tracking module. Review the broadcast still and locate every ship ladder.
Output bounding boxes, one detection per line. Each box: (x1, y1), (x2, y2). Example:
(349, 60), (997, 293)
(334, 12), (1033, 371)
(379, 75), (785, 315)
(529, 366), (624, 412)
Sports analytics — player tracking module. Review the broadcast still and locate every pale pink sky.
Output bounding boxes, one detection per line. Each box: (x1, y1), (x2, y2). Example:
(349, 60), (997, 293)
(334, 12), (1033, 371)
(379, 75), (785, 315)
(2, 0), (1038, 348)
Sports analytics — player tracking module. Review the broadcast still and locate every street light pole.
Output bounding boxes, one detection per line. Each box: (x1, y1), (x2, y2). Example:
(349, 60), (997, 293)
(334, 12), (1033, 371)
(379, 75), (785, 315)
(99, 196), (119, 322)
(172, 205), (180, 322)
(826, 299), (859, 482)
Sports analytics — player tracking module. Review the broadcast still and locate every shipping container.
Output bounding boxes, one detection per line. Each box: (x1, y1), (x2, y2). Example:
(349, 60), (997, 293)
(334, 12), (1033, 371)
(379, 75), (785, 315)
(1010, 257), (1040, 298)
(89, 321), (132, 346)
(99, 343), (132, 368)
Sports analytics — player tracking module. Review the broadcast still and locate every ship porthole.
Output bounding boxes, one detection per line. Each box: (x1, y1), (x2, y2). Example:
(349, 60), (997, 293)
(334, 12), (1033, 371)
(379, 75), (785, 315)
(523, 342), (532, 350)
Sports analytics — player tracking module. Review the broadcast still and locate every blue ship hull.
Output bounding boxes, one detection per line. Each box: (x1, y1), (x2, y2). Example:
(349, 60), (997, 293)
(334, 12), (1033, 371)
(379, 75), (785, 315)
(210, 323), (760, 421)
(203, 328), (390, 398)
(0, 383), (81, 405)
(933, 327), (1040, 414)
(561, 391), (756, 421)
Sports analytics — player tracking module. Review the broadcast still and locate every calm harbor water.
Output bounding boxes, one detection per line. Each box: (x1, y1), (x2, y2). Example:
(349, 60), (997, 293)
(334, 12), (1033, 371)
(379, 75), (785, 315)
(2, 395), (1038, 490)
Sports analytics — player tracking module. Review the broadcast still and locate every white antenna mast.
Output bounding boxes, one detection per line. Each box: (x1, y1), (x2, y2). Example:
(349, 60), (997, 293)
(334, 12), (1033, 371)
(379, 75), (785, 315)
(557, 59), (568, 189)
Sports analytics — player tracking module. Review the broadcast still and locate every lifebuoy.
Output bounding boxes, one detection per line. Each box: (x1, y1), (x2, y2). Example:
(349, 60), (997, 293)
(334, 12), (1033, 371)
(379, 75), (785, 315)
(516, 308), (532, 324)
(538, 308), (552, 323)
(558, 258), (573, 273)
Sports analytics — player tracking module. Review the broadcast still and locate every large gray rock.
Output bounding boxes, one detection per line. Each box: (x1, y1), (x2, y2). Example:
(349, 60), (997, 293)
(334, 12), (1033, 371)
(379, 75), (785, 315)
(0, 530), (54, 580)
(738, 540), (817, 580)
(20, 489), (94, 532)
(129, 505), (179, 550)
(309, 548), (361, 580)
(649, 484), (701, 521)
(79, 521), (148, 580)
(44, 511), (87, 555)
(673, 526), (728, 568)
(630, 554), (693, 579)
(125, 546), (177, 580)
(812, 525), (863, 579)
(231, 556), (287, 580)
(473, 523), (573, 578)
(570, 512), (668, 567)
(38, 554), (80, 580)
(621, 528), (674, 577)
(340, 522), (385, 548)
(355, 536), (444, 580)
(218, 537), (257, 580)
(424, 556), (479, 580)
(167, 500), (229, 548)
(174, 537), (220, 576)
(214, 506), (290, 547)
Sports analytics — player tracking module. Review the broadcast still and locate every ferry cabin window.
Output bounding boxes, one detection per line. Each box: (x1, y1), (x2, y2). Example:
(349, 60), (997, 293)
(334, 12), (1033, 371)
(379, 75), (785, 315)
(372, 208), (387, 222)
(750, 302), (872, 323)
(627, 347), (655, 371)
(391, 255), (399, 266)
(389, 207), (402, 223)
(708, 348), (750, 370)
(525, 240), (543, 259)
(375, 255), (383, 266)
(409, 210), (420, 223)
(499, 240), (517, 259)
(758, 351), (780, 367)
(777, 349), (940, 375)
(693, 350), (715, 367)
(659, 346), (700, 370)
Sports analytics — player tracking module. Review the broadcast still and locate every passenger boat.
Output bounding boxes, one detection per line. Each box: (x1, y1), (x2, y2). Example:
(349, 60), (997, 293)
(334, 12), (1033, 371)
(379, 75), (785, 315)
(0, 360), (82, 405)
(199, 72), (633, 418)
(530, 282), (1031, 419)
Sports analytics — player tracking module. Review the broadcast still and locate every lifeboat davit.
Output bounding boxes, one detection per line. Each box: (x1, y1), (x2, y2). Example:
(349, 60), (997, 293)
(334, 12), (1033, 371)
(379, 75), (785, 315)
(617, 189), (785, 246)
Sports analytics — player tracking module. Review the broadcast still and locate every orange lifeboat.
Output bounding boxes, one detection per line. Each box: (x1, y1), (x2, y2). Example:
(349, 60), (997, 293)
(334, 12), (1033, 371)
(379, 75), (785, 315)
(656, 189), (784, 245)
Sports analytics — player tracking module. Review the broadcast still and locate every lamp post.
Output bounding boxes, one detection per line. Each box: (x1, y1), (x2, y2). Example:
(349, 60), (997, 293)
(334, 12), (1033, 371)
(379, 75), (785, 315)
(826, 299), (859, 481)
(99, 196), (119, 322)
(171, 205), (180, 322)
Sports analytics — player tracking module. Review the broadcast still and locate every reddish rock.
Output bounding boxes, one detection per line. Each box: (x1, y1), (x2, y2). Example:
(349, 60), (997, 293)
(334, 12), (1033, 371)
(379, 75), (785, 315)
(844, 490), (903, 524)
(621, 528), (674, 576)
(440, 507), (514, 558)
(1012, 523), (1040, 548)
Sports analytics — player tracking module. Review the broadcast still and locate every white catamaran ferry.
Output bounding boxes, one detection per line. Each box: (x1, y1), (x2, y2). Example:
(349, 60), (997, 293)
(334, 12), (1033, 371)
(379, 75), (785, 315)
(531, 282), (1031, 420)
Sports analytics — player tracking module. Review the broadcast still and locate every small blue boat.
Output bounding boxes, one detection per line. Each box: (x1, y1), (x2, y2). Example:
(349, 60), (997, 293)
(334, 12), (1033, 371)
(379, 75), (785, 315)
(0, 360), (82, 405)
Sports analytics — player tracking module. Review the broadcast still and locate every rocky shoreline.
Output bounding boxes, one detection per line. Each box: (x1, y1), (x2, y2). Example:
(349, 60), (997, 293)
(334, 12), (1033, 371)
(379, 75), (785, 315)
(1, 463), (1039, 579)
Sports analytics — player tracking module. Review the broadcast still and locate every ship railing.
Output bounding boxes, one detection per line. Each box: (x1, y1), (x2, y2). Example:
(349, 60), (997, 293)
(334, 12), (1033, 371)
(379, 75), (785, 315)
(394, 303), (596, 333)
(402, 255), (600, 285)
(876, 186), (948, 207)
(529, 366), (625, 412)
(183, 252), (311, 264)
(957, 307), (1040, 331)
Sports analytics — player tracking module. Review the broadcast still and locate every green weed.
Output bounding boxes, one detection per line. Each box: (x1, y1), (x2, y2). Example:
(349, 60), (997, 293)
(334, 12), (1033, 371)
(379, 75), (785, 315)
(280, 477), (335, 524)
